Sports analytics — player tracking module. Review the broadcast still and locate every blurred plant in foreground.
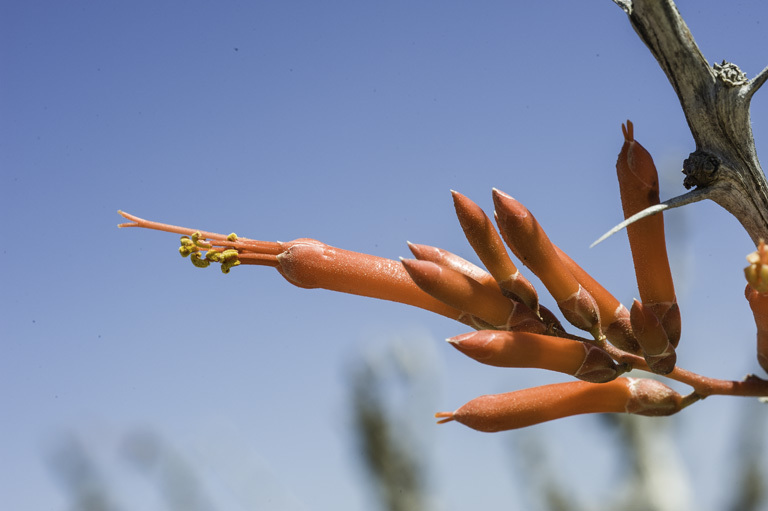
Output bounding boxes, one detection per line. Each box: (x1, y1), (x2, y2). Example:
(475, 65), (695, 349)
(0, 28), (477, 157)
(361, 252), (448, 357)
(119, 120), (768, 433)
(348, 337), (436, 511)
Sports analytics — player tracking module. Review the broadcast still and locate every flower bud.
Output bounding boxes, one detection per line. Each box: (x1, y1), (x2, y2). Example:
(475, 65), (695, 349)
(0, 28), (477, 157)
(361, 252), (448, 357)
(407, 242), (497, 290)
(435, 378), (681, 432)
(616, 121), (676, 307)
(493, 189), (601, 335)
(452, 190), (539, 309)
(448, 330), (620, 383)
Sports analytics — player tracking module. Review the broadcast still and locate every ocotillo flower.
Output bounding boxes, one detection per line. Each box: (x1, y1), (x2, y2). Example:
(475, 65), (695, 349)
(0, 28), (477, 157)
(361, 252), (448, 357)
(118, 211), (469, 323)
(745, 241), (768, 373)
(451, 190), (539, 310)
(448, 330), (621, 383)
(435, 378), (682, 432)
(492, 189), (601, 337)
(616, 121), (676, 305)
(616, 120), (680, 348)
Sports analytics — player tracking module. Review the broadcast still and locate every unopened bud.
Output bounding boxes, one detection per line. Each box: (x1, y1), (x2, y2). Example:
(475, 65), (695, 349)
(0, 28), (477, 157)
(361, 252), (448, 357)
(435, 377), (680, 432)
(452, 190), (539, 310)
(447, 330), (619, 383)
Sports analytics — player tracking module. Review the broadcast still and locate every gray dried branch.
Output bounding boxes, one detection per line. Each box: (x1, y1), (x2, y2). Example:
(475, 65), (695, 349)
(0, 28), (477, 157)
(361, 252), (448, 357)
(610, 0), (767, 244)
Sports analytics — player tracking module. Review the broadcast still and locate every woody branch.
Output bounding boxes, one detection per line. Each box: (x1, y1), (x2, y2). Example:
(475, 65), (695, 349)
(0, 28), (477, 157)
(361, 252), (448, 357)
(612, 0), (768, 244)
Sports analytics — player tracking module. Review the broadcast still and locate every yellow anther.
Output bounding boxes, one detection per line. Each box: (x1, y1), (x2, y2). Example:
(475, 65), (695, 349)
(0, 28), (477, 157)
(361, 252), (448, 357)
(227, 233), (238, 242)
(191, 231), (212, 249)
(205, 251), (222, 262)
(220, 249), (239, 261)
(190, 252), (211, 268)
(221, 259), (241, 274)
(179, 236), (199, 257)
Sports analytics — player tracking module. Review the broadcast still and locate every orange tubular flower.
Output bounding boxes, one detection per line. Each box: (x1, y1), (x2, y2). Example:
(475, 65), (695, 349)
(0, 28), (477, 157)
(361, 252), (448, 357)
(492, 189), (601, 336)
(451, 190), (539, 310)
(448, 330), (621, 383)
(118, 211), (466, 322)
(616, 120), (680, 346)
(745, 241), (768, 373)
(435, 378), (682, 432)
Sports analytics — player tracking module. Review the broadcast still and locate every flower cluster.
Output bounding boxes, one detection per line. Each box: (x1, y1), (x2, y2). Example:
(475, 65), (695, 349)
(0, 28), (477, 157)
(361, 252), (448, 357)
(119, 121), (768, 432)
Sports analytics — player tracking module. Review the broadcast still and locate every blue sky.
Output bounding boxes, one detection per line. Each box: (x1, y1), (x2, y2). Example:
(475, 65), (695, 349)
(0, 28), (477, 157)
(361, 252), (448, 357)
(2, 1), (767, 509)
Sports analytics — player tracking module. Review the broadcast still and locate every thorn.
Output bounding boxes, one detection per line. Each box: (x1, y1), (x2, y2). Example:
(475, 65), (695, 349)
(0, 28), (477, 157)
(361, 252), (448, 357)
(590, 188), (711, 248)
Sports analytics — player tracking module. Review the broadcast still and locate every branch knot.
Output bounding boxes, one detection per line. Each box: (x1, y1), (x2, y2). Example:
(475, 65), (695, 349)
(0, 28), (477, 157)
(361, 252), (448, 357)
(683, 150), (720, 189)
(713, 60), (748, 87)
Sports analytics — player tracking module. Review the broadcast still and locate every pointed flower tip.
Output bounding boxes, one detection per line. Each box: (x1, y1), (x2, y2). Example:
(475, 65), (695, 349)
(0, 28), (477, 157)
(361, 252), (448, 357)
(491, 187), (510, 200)
(622, 120), (634, 142)
(492, 189), (525, 217)
(400, 258), (440, 279)
(446, 331), (486, 350)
